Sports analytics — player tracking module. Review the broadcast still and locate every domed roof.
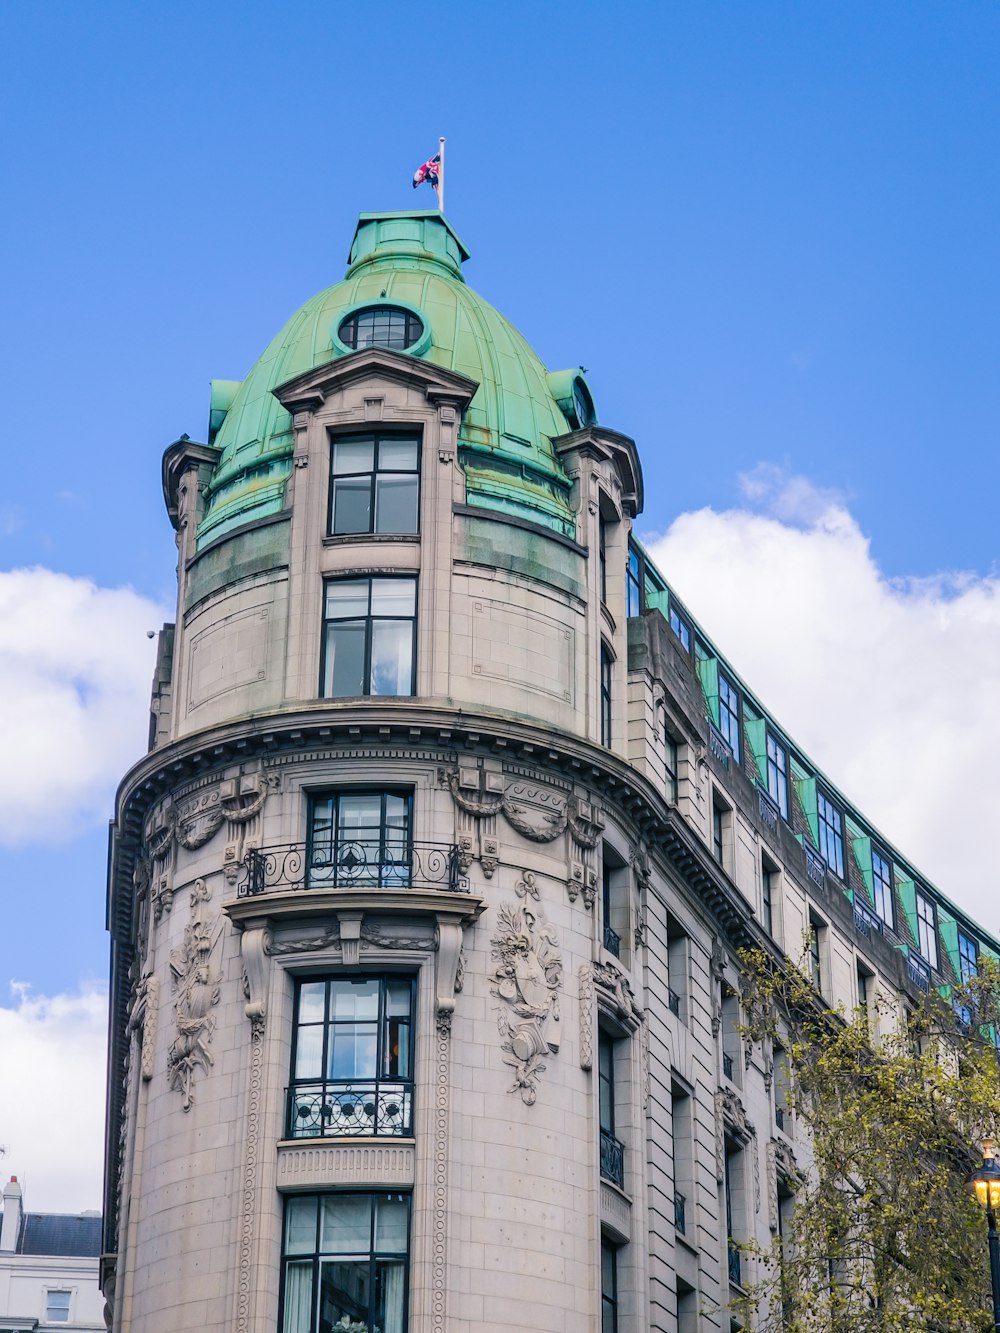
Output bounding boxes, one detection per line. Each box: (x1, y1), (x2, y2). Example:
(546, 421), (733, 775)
(197, 212), (593, 547)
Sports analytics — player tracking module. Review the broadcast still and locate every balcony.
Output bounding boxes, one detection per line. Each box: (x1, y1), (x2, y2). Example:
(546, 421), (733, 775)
(286, 1081), (413, 1139)
(757, 786), (779, 834)
(600, 1129), (625, 1189)
(907, 952), (931, 993)
(803, 844), (827, 887)
(709, 724), (732, 769)
(853, 900), (883, 939)
(238, 840), (466, 897)
(603, 923), (621, 957)
(674, 1191), (686, 1234)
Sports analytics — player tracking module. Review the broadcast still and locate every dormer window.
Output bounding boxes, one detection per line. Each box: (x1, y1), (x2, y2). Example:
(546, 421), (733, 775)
(338, 305), (423, 351)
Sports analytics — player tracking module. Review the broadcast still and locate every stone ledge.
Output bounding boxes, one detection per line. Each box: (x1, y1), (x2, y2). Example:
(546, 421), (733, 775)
(276, 1139), (416, 1191)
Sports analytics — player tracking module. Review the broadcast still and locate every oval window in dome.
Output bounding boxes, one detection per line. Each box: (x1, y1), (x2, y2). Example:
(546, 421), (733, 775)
(338, 306), (424, 352)
(572, 377), (596, 429)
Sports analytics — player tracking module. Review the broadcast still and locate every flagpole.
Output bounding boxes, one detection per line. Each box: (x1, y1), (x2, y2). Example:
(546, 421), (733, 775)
(437, 136), (445, 213)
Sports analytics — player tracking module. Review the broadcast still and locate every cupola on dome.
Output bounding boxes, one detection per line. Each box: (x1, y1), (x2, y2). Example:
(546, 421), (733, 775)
(197, 211), (597, 546)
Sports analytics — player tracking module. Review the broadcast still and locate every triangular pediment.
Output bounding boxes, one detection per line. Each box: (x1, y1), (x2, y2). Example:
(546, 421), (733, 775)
(271, 346), (479, 413)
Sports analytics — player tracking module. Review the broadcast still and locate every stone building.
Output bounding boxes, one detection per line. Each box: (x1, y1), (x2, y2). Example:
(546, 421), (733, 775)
(102, 210), (999, 1332)
(0, 1178), (104, 1332)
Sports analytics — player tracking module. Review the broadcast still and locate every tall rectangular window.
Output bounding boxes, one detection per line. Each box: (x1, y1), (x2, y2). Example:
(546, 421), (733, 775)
(724, 1145), (743, 1287)
(626, 546), (641, 617)
(322, 577), (416, 698)
(915, 891), (938, 970)
(280, 1192), (409, 1333)
(871, 848), (894, 928)
(598, 1031), (624, 1188)
(816, 790), (844, 878)
(308, 790), (411, 888)
(600, 646), (613, 747)
(601, 1238), (619, 1333)
(808, 917), (825, 993)
(959, 931), (978, 983)
(329, 432), (419, 535)
(718, 672), (741, 763)
(766, 732), (788, 819)
(761, 854), (777, 936)
(665, 732), (679, 804)
(288, 975), (414, 1138)
(599, 518), (609, 604)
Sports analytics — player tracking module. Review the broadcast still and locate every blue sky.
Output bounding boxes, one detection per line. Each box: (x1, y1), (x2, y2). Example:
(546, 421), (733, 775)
(1, 0), (998, 1208)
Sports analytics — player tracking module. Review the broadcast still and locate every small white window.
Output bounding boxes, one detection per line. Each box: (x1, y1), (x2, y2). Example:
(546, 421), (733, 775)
(46, 1289), (71, 1322)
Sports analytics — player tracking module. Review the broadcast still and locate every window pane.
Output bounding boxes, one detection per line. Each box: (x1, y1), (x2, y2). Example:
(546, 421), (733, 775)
(285, 1196), (317, 1254)
(319, 1260), (371, 1325)
(330, 1024), (378, 1078)
(330, 979), (380, 1020)
(337, 794), (384, 837)
(324, 622), (366, 697)
(375, 476), (418, 533)
(374, 1198), (409, 1252)
(298, 981), (327, 1024)
(385, 980), (411, 1018)
(377, 1259), (407, 1333)
(370, 579), (416, 616)
(332, 477), (372, 534)
(370, 620), (413, 696)
(325, 580), (370, 619)
(294, 1024), (324, 1080)
(321, 1196), (372, 1254)
(378, 438), (418, 470)
(281, 1262), (313, 1333)
(332, 438), (374, 475)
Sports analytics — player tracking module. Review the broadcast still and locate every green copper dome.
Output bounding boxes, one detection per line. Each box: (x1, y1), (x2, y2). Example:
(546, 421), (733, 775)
(197, 212), (592, 547)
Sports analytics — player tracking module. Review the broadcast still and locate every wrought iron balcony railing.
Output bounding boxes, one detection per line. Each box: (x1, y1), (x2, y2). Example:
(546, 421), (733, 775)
(600, 1128), (625, 1189)
(756, 786), (779, 834)
(804, 844), (827, 887)
(286, 1081), (413, 1139)
(907, 952), (931, 993)
(238, 840), (467, 897)
(603, 923), (621, 957)
(853, 900), (882, 939)
(674, 1191), (686, 1234)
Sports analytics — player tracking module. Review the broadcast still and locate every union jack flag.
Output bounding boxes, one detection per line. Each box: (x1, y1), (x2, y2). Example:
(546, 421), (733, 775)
(412, 152), (441, 190)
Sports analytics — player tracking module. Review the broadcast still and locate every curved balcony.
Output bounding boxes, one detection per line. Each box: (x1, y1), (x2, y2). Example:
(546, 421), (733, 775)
(285, 1080), (413, 1139)
(237, 840), (467, 897)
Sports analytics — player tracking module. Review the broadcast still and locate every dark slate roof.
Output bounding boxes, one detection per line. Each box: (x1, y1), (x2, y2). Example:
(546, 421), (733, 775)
(18, 1212), (102, 1257)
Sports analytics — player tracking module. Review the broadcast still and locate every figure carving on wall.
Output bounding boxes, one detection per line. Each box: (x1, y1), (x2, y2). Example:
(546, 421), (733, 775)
(167, 879), (221, 1111)
(489, 901), (563, 1105)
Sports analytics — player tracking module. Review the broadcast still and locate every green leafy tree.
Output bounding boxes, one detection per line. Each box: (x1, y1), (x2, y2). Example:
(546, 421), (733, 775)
(735, 948), (1000, 1333)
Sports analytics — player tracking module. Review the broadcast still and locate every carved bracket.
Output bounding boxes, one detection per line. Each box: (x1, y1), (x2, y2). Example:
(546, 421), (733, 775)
(239, 917), (273, 1037)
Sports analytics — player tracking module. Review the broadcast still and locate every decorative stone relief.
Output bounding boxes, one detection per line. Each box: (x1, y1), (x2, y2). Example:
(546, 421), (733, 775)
(239, 918), (272, 1038)
(445, 766), (604, 905)
(592, 959), (644, 1032)
(167, 879), (221, 1111)
(489, 901), (563, 1105)
(766, 1138), (801, 1232)
(578, 963), (595, 1070)
(431, 1021), (450, 1328)
(715, 1087), (760, 1213)
(128, 973), (159, 1081)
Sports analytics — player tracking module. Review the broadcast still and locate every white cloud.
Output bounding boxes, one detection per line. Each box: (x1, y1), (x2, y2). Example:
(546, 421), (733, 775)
(645, 472), (1000, 936)
(0, 983), (107, 1213)
(0, 568), (167, 845)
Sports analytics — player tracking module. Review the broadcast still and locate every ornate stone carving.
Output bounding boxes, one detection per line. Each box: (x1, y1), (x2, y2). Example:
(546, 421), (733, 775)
(269, 926), (341, 956)
(592, 959), (643, 1032)
(236, 1014), (264, 1333)
(128, 974), (159, 1081)
(578, 963), (595, 1070)
(432, 1024), (450, 1329)
(167, 880), (221, 1111)
(239, 919), (272, 1038)
(145, 772), (278, 869)
(515, 870), (540, 901)
(716, 1088), (759, 1210)
(435, 918), (466, 1037)
(489, 901), (563, 1105)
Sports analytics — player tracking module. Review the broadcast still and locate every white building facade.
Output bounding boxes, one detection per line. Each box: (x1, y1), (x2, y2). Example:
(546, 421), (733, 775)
(102, 211), (997, 1332)
(0, 1179), (104, 1333)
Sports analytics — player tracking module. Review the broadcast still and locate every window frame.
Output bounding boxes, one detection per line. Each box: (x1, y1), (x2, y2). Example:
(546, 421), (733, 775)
(337, 305), (424, 352)
(669, 605), (691, 652)
(626, 546), (641, 617)
(765, 731), (789, 820)
(328, 431), (421, 537)
(600, 644), (613, 747)
(761, 854), (777, 936)
(958, 930), (978, 984)
(915, 890), (939, 970)
(307, 789), (413, 890)
(816, 789), (845, 878)
(287, 972), (416, 1139)
(871, 847), (894, 929)
(665, 731), (679, 804)
(601, 1237), (619, 1333)
(44, 1290), (72, 1323)
(718, 671), (741, 764)
(320, 575), (417, 699)
(278, 1191), (410, 1333)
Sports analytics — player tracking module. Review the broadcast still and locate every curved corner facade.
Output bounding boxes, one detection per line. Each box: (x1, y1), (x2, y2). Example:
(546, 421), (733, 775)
(104, 210), (998, 1333)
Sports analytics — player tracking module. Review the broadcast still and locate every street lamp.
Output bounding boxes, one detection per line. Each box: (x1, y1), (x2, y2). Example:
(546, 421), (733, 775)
(967, 1138), (1000, 1333)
